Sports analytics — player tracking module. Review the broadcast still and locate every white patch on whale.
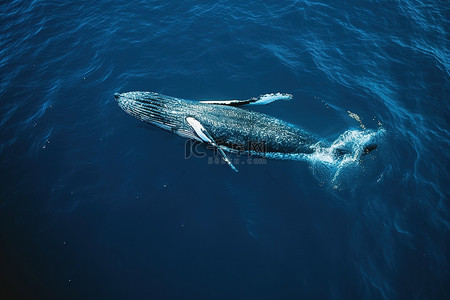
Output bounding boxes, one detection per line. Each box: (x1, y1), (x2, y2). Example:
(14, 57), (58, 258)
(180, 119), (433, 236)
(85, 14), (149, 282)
(249, 93), (293, 105)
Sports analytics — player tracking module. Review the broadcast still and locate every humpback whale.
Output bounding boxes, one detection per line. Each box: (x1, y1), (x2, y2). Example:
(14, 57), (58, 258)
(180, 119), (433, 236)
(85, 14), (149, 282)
(115, 91), (376, 172)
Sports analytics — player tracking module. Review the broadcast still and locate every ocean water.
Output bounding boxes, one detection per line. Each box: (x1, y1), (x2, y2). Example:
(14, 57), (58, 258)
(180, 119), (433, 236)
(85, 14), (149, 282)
(0, 0), (449, 299)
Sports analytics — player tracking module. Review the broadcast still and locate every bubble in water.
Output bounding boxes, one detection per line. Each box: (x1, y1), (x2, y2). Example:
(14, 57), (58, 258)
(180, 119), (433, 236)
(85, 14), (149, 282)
(308, 128), (385, 188)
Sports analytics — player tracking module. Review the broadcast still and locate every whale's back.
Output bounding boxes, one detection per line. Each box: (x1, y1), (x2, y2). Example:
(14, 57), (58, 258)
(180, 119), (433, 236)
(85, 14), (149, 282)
(191, 104), (316, 154)
(116, 91), (316, 155)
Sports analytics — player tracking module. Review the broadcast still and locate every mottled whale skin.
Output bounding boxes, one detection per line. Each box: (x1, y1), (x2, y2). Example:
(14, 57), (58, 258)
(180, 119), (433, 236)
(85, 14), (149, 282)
(115, 91), (316, 157)
(115, 91), (376, 170)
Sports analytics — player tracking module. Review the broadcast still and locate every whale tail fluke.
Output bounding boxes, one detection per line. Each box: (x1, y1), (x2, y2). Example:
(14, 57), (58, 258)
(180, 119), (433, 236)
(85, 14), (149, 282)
(333, 144), (377, 158)
(333, 148), (351, 157)
(362, 143), (377, 154)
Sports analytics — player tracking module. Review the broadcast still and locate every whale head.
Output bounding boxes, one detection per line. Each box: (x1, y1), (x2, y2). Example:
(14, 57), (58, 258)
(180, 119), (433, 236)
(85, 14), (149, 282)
(114, 92), (139, 118)
(115, 91), (190, 133)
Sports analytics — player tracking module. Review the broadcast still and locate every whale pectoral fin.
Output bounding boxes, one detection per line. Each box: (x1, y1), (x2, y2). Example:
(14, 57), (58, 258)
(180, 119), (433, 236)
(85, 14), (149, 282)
(199, 93), (293, 107)
(247, 93), (293, 105)
(216, 146), (239, 172)
(186, 117), (238, 172)
(199, 99), (253, 107)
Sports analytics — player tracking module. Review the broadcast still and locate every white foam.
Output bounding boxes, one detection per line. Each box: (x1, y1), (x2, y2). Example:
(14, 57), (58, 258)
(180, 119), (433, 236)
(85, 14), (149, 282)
(311, 129), (382, 165)
(307, 128), (385, 188)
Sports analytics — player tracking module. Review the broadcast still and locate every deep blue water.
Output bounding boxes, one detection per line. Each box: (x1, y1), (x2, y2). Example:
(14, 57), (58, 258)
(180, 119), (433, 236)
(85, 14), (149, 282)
(1, 0), (449, 299)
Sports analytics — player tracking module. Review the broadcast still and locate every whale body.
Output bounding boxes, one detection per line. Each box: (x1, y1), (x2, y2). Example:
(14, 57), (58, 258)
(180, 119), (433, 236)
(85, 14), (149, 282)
(115, 91), (376, 171)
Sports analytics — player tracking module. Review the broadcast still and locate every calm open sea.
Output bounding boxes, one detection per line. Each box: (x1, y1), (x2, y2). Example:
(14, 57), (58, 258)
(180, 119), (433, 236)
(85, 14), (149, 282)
(1, 0), (449, 299)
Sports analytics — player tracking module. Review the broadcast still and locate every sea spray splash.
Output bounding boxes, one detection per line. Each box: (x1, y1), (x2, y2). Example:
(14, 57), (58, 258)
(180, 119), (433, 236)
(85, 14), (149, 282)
(308, 128), (385, 189)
